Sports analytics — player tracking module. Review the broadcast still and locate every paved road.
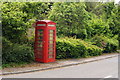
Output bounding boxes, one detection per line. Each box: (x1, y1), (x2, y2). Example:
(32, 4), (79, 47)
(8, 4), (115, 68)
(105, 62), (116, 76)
(2, 56), (118, 78)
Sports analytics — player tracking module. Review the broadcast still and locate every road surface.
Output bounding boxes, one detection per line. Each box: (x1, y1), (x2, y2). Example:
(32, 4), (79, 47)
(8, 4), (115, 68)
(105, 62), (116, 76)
(2, 55), (118, 78)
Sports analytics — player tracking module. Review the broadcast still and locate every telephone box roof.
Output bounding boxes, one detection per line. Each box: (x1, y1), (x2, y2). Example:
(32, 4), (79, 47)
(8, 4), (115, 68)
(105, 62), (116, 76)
(37, 20), (55, 23)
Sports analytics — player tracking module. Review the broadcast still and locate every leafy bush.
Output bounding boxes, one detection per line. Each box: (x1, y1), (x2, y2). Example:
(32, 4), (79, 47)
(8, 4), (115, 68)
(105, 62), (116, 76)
(56, 37), (103, 59)
(90, 35), (119, 53)
(2, 37), (34, 64)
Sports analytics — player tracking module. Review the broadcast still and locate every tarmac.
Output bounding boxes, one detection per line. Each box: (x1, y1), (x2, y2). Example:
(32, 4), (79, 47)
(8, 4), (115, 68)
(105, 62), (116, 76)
(1, 53), (119, 75)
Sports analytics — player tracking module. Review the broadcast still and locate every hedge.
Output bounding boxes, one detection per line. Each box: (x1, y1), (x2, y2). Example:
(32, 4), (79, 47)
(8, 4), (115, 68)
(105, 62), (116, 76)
(90, 35), (119, 53)
(2, 37), (34, 64)
(2, 35), (117, 64)
(56, 37), (103, 59)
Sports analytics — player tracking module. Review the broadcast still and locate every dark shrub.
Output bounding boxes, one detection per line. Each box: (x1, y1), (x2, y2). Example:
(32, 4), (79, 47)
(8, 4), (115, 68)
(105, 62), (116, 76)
(2, 37), (34, 64)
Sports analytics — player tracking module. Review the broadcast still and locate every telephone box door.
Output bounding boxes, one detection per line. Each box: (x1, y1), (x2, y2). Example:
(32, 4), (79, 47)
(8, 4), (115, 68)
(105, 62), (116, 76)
(34, 27), (45, 61)
(47, 26), (56, 62)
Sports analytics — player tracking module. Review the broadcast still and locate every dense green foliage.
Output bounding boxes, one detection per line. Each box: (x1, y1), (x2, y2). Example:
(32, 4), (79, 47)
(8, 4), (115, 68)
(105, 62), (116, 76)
(2, 2), (119, 65)
(2, 2), (51, 43)
(48, 2), (91, 39)
(2, 2), (51, 64)
(2, 3), (28, 43)
(56, 37), (103, 59)
(2, 37), (34, 64)
(90, 35), (119, 53)
(49, 2), (119, 39)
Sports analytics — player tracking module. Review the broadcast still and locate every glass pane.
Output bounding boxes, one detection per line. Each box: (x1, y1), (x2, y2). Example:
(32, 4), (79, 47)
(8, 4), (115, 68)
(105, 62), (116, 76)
(48, 55), (53, 58)
(38, 44), (43, 47)
(39, 29), (43, 32)
(37, 48), (42, 51)
(38, 51), (42, 54)
(49, 48), (53, 51)
(49, 44), (53, 47)
(49, 33), (53, 36)
(49, 41), (53, 44)
(36, 52), (42, 57)
(49, 30), (53, 33)
(39, 33), (43, 36)
(39, 56), (42, 58)
(39, 36), (43, 39)
(38, 40), (42, 43)
(49, 52), (53, 55)
(49, 37), (53, 40)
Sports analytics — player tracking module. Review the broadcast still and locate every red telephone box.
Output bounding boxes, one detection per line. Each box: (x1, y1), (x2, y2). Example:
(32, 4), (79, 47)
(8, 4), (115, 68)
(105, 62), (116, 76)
(34, 20), (56, 63)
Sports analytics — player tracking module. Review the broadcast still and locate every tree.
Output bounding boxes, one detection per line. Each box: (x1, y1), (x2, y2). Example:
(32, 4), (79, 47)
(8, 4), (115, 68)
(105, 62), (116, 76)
(85, 2), (102, 12)
(22, 2), (52, 20)
(48, 2), (91, 39)
(2, 2), (28, 43)
(2, 2), (52, 43)
(100, 2), (120, 44)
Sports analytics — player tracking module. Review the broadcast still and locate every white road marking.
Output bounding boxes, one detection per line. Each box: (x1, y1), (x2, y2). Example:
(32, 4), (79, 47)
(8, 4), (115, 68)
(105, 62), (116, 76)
(0, 76), (2, 80)
(104, 75), (112, 78)
(99, 75), (112, 80)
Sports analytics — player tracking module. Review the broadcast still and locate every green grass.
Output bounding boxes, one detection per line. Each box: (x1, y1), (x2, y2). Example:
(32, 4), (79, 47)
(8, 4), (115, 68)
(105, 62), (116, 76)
(0, 66), (2, 69)
(2, 62), (31, 68)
